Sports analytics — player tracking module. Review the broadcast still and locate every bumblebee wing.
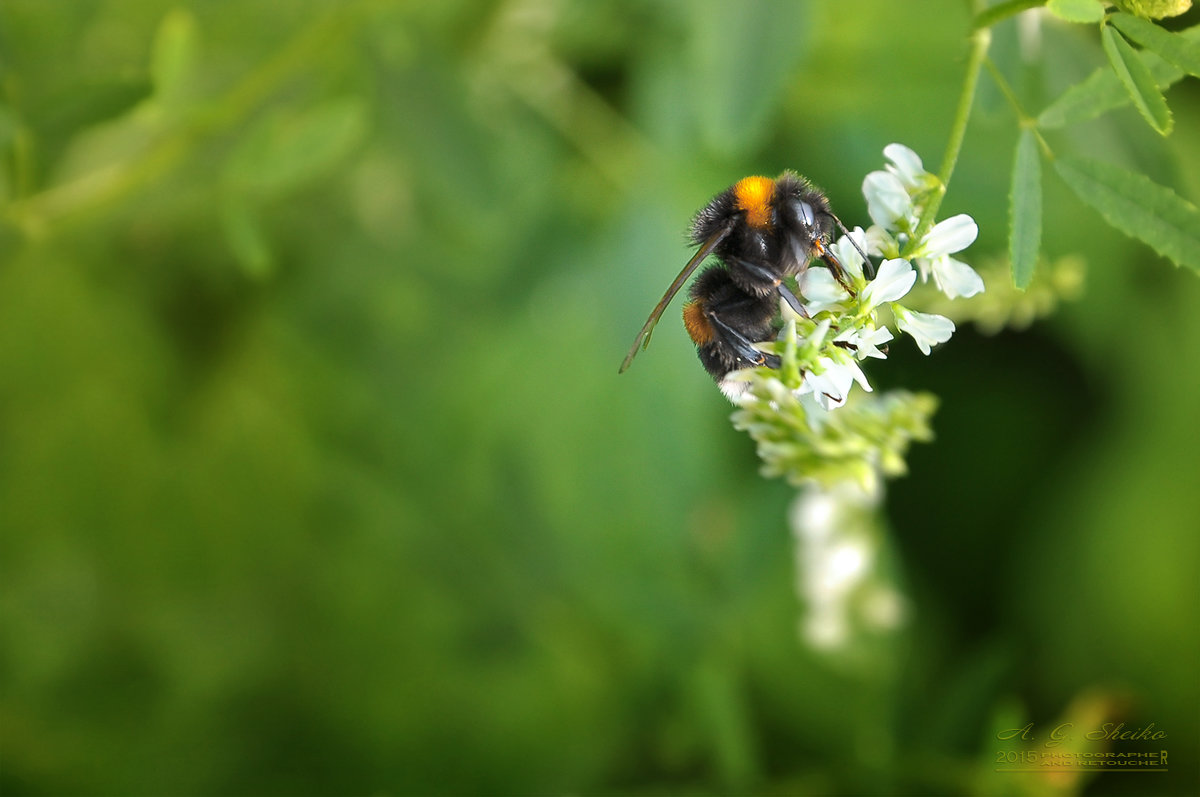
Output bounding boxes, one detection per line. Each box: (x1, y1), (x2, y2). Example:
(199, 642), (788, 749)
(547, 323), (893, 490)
(619, 224), (732, 373)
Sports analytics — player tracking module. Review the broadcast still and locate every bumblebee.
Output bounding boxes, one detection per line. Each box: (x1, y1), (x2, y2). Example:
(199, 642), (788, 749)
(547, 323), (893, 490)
(620, 172), (861, 398)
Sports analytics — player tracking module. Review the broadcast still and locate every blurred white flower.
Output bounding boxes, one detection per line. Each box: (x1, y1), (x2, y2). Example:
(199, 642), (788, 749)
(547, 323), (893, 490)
(894, 305), (955, 354)
(790, 481), (897, 649)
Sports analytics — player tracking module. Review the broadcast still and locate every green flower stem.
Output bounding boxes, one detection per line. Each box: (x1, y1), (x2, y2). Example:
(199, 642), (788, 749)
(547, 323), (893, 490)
(916, 21), (991, 241)
(936, 25), (989, 188)
(983, 57), (1055, 157)
(984, 57), (1030, 121)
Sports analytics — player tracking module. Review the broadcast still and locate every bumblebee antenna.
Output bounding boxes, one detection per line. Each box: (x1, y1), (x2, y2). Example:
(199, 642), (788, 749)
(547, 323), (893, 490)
(831, 214), (876, 279)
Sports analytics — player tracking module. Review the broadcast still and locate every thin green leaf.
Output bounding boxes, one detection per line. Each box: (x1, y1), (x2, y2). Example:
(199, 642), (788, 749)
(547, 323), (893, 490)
(1054, 155), (1200, 272)
(1110, 13), (1200, 77)
(1009, 129), (1042, 289)
(1046, 0), (1106, 23)
(1037, 47), (1184, 128)
(220, 197), (275, 280)
(150, 8), (199, 106)
(1101, 24), (1173, 134)
(224, 98), (367, 197)
(39, 78), (154, 136)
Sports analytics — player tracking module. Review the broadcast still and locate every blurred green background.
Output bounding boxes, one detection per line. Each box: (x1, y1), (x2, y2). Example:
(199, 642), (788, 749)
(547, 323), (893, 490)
(1, 1), (1198, 795)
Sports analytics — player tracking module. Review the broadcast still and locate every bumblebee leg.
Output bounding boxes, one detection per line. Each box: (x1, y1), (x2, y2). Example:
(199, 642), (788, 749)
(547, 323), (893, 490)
(776, 281), (809, 318)
(706, 311), (779, 369)
(725, 256), (774, 284)
(725, 256), (809, 318)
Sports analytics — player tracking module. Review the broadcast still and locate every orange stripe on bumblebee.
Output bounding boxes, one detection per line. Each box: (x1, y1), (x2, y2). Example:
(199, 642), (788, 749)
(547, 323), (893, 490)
(733, 176), (775, 230)
(682, 300), (715, 345)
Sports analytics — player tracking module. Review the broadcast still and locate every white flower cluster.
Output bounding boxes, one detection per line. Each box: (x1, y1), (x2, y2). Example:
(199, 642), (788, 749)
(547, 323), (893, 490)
(791, 481), (906, 649)
(863, 143), (985, 301)
(741, 144), (983, 412)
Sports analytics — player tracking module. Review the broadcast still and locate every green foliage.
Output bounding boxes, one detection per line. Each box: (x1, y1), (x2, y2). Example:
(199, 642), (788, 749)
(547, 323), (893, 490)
(1101, 21), (1173, 133)
(914, 254), (1086, 334)
(150, 7), (200, 105)
(223, 99), (368, 197)
(1111, 11), (1200, 75)
(973, 4), (1200, 283)
(1009, 128), (1043, 288)
(1035, 41), (1191, 127)
(1055, 154), (1200, 271)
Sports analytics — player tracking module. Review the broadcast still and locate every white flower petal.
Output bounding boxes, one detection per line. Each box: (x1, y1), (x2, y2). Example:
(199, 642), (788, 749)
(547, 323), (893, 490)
(912, 255), (933, 283)
(805, 356), (872, 410)
(918, 213), (978, 257)
(862, 171), (911, 230)
(836, 324), (893, 360)
(792, 386), (827, 429)
(883, 143), (925, 189)
(864, 225), (897, 259)
(847, 359), (872, 393)
(930, 255), (985, 299)
(860, 258), (916, 310)
(814, 391), (846, 411)
(828, 227), (869, 280)
(894, 306), (955, 355)
(801, 267), (849, 314)
(805, 357), (852, 410)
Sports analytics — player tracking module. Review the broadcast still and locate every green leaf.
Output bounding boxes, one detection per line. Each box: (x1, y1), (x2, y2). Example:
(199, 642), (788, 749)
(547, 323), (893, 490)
(39, 78), (155, 139)
(1037, 48), (1184, 128)
(1054, 155), (1200, 272)
(1037, 25), (1199, 128)
(1110, 14), (1200, 77)
(1115, 0), (1196, 19)
(1101, 23), (1173, 134)
(1009, 129), (1042, 289)
(1046, 0), (1107, 23)
(220, 197), (275, 280)
(150, 8), (199, 106)
(224, 97), (367, 197)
